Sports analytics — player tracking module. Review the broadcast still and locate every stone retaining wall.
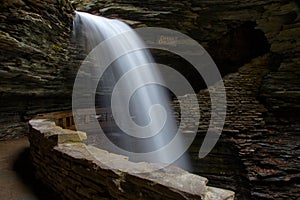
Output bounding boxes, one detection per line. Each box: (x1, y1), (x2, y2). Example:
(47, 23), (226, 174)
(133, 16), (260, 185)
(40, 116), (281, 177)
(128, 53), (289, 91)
(28, 119), (234, 200)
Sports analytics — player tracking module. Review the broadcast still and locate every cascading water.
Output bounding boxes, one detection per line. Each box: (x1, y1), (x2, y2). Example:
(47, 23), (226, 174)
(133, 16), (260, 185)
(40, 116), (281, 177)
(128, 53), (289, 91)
(72, 11), (191, 170)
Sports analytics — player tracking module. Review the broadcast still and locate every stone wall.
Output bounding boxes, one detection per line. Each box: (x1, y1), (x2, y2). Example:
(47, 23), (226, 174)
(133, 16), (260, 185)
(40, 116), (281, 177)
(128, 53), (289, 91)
(0, 0), (77, 140)
(173, 54), (300, 199)
(28, 118), (234, 200)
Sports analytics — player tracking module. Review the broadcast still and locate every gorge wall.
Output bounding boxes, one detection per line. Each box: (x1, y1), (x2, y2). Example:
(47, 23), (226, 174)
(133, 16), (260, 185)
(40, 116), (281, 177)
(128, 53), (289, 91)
(74, 0), (299, 117)
(0, 0), (299, 199)
(173, 54), (300, 199)
(72, 1), (299, 199)
(0, 0), (75, 140)
(1, 0), (299, 142)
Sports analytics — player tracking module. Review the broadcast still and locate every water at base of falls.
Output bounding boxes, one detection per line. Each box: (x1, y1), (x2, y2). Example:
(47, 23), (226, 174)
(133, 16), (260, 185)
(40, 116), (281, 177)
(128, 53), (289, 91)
(72, 11), (191, 170)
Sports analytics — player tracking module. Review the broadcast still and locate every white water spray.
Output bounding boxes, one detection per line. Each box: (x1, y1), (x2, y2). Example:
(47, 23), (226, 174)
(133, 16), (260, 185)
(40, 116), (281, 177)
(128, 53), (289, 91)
(73, 11), (191, 170)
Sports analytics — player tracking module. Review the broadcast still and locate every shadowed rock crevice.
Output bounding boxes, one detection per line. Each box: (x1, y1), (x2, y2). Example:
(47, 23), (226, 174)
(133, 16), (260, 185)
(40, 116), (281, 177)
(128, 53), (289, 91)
(207, 21), (270, 75)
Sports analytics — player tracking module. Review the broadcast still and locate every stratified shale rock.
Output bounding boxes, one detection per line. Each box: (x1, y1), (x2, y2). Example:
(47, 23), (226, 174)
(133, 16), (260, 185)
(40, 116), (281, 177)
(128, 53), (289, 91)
(0, 0), (299, 199)
(0, 0), (76, 140)
(75, 0), (299, 117)
(73, 1), (300, 199)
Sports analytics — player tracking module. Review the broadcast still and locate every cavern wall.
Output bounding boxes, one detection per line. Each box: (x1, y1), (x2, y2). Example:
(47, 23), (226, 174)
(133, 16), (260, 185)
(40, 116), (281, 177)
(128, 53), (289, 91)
(75, 0), (300, 118)
(73, 1), (300, 199)
(1, 0), (298, 143)
(0, 0), (77, 140)
(0, 1), (299, 199)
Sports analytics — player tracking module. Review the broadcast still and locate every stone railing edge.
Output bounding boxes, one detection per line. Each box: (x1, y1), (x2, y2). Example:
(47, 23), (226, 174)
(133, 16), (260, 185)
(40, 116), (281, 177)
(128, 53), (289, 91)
(28, 118), (234, 200)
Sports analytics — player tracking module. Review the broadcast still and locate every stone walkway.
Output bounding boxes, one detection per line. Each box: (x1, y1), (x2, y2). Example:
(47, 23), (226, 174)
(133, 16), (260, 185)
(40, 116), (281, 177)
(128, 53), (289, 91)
(0, 137), (60, 200)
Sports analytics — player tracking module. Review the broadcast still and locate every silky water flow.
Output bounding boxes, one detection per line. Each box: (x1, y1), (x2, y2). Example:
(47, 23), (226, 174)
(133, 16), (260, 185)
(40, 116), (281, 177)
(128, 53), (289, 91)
(72, 11), (191, 170)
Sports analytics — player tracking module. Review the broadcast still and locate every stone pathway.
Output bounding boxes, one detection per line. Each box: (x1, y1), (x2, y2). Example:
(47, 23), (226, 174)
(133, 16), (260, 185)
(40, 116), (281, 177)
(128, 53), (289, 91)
(0, 137), (60, 200)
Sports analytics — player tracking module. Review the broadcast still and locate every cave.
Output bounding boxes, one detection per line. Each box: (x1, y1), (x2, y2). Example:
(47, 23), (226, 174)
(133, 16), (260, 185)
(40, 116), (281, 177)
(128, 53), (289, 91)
(207, 21), (271, 75)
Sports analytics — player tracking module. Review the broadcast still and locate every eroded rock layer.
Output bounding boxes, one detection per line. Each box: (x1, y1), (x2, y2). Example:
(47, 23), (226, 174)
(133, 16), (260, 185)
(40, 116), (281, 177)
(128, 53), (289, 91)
(0, 0), (76, 140)
(75, 0), (299, 116)
(0, 0), (299, 199)
(174, 54), (300, 199)
(73, 1), (300, 199)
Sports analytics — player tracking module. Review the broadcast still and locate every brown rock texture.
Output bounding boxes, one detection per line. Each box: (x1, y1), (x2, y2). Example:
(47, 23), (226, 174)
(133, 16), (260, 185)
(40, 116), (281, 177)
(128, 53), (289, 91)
(0, 0), (76, 140)
(72, 1), (300, 199)
(0, 0), (299, 199)
(172, 54), (300, 199)
(74, 0), (299, 117)
(28, 118), (235, 200)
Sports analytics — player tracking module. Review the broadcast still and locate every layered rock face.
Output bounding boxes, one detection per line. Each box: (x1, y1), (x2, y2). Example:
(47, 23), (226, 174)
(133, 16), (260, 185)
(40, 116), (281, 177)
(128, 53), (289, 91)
(0, 0), (299, 199)
(1, 0), (298, 139)
(257, 2), (300, 117)
(73, 1), (300, 199)
(75, 0), (299, 116)
(176, 54), (300, 199)
(0, 0), (76, 140)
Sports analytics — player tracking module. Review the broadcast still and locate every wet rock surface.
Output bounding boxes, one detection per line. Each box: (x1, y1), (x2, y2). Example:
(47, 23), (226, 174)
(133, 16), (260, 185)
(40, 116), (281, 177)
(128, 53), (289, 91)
(1, 0), (298, 139)
(173, 54), (300, 199)
(75, 0), (299, 114)
(0, 0), (77, 140)
(83, 54), (300, 199)
(72, 1), (300, 199)
(0, 0), (299, 199)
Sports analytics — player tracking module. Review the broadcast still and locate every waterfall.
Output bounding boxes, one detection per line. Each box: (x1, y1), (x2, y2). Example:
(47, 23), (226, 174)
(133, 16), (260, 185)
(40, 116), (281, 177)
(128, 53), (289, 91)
(72, 11), (191, 170)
